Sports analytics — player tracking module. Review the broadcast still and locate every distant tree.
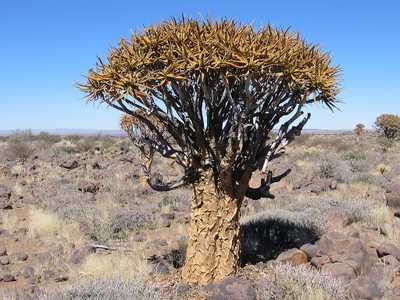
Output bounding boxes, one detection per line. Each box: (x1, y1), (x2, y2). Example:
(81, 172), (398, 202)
(375, 114), (400, 139)
(79, 18), (340, 284)
(354, 123), (365, 136)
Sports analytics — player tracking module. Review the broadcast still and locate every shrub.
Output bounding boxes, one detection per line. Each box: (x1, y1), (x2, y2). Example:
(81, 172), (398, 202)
(3, 139), (34, 162)
(375, 114), (400, 139)
(39, 276), (162, 300)
(256, 263), (349, 300)
(377, 136), (394, 152)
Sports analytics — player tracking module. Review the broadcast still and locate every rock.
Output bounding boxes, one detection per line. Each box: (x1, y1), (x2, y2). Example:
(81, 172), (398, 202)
(205, 276), (256, 300)
(376, 242), (400, 260)
(276, 249), (308, 266)
(0, 247), (7, 256)
(321, 262), (356, 280)
(351, 277), (383, 299)
(324, 209), (350, 231)
(36, 251), (53, 264)
(176, 283), (191, 297)
(300, 243), (318, 258)
(43, 269), (55, 280)
(315, 231), (375, 274)
(133, 234), (146, 242)
(22, 266), (35, 279)
(15, 252), (29, 261)
(69, 246), (94, 264)
(153, 262), (169, 274)
(159, 214), (172, 227)
(310, 255), (331, 268)
(382, 255), (400, 268)
(0, 184), (12, 209)
(60, 159), (78, 170)
(2, 274), (16, 282)
(0, 257), (10, 265)
(54, 274), (69, 282)
(387, 184), (400, 208)
(78, 180), (99, 193)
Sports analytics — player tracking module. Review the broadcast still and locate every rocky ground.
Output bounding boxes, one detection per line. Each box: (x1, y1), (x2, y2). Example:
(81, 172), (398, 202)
(0, 131), (399, 299)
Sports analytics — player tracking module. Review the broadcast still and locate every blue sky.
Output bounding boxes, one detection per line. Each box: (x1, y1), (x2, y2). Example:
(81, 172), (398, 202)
(1, 1), (399, 130)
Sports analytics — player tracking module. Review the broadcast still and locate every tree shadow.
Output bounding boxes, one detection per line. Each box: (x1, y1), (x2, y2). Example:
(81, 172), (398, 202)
(240, 218), (320, 266)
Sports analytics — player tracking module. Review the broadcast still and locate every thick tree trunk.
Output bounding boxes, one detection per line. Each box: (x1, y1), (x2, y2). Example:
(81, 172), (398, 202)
(182, 171), (242, 284)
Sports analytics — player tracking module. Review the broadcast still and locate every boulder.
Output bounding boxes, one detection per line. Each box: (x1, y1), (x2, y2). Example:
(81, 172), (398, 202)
(0, 257), (10, 265)
(315, 231), (375, 274)
(60, 159), (78, 170)
(351, 277), (383, 299)
(324, 209), (350, 231)
(15, 252), (29, 261)
(276, 249), (308, 266)
(0, 184), (12, 209)
(299, 243), (318, 258)
(310, 255), (331, 268)
(386, 184), (400, 208)
(22, 266), (35, 279)
(2, 273), (16, 282)
(205, 276), (256, 300)
(382, 255), (400, 268)
(321, 262), (356, 281)
(376, 242), (400, 260)
(78, 180), (99, 193)
(0, 247), (7, 256)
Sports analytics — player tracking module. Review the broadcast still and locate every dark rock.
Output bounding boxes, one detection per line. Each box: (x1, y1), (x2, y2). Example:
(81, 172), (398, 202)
(376, 242), (400, 260)
(276, 248), (308, 266)
(0, 257), (10, 265)
(54, 274), (69, 282)
(60, 160), (78, 170)
(36, 251), (53, 264)
(42, 269), (55, 280)
(0, 184), (12, 209)
(78, 180), (99, 193)
(315, 231), (375, 274)
(351, 277), (384, 299)
(382, 255), (400, 268)
(133, 234), (146, 242)
(69, 246), (94, 264)
(321, 262), (356, 280)
(324, 209), (350, 231)
(387, 184), (400, 208)
(2, 273), (16, 282)
(310, 255), (331, 267)
(300, 243), (318, 258)
(153, 262), (169, 274)
(205, 276), (256, 300)
(176, 283), (191, 297)
(0, 247), (7, 256)
(22, 266), (35, 279)
(16, 252), (29, 261)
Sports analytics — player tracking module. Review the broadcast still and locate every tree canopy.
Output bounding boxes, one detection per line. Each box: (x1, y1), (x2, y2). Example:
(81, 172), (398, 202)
(79, 18), (340, 199)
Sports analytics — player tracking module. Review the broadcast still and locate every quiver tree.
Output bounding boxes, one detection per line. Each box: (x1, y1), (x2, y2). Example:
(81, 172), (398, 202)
(375, 114), (400, 139)
(355, 123), (365, 136)
(79, 18), (340, 284)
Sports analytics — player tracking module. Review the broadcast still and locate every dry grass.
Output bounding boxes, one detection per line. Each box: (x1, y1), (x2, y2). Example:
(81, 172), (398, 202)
(79, 250), (152, 278)
(256, 263), (350, 300)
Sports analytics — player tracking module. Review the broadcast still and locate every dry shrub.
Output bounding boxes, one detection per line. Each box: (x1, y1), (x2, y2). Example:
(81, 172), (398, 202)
(28, 208), (62, 237)
(256, 263), (349, 300)
(3, 139), (34, 161)
(36, 276), (162, 300)
(81, 251), (152, 277)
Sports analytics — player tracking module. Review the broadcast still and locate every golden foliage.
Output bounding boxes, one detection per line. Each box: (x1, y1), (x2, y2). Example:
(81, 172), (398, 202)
(79, 17), (340, 107)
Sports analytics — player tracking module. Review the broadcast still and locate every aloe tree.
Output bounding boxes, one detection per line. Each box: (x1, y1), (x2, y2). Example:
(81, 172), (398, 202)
(375, 114), (400, 139)
(79, 18), (340, 284)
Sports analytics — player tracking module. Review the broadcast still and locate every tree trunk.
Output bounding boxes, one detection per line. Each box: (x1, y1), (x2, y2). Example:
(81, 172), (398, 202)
(182, 170), (242, 284)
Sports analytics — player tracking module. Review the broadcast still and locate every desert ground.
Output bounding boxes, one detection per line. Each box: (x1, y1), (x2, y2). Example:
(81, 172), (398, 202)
(0, 130), (400, 299)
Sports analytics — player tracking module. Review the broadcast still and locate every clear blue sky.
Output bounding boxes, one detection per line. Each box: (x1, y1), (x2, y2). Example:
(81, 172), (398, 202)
(1, 0), (399, 130)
